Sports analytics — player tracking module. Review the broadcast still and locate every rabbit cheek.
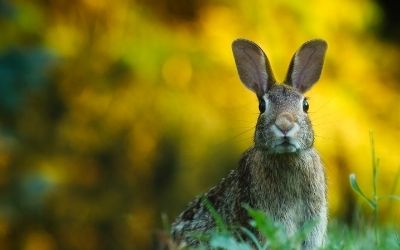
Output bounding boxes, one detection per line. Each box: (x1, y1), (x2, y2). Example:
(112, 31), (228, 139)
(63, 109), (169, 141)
(254, 117), (270, 147)
(297, 117), (314, 149)
(304, 119), (315, 147)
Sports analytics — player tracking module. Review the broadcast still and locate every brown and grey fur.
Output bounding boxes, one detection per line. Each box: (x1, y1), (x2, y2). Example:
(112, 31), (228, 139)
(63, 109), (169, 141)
(171, 39), (328, 249)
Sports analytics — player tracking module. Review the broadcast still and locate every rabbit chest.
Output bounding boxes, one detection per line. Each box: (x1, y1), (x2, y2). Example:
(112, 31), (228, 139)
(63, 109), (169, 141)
(248, 149), (326, 236)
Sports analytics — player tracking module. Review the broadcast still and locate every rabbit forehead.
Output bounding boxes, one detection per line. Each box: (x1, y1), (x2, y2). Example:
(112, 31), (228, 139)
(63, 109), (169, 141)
(264, 85), (303, 106)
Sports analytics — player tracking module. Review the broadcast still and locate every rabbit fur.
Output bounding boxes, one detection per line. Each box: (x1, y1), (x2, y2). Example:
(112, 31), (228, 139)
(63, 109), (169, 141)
(171, 39), (328, 250)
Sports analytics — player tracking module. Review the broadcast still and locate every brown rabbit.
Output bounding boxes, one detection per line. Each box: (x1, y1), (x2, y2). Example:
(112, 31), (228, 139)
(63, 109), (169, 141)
(171, 39), (328, 249)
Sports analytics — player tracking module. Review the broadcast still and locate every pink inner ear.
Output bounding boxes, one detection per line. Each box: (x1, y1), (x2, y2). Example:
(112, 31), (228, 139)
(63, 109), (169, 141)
(291, 44), (326, 93)
(232, 39), (273, 97)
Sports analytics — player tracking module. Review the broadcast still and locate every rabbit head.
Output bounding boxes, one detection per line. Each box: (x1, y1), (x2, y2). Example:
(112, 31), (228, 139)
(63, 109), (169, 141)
(232, 39), (327, 154)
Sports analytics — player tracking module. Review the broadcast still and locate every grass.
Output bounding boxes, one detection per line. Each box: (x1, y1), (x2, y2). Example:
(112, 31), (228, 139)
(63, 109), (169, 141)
(349, 132), (400, 249)
(165, 134), (400, 249)
(185, 204), (399, 249)
(185, 213), (399, 250)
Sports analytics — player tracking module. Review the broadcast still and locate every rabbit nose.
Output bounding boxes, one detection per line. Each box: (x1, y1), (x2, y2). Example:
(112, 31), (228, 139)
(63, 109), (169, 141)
(275, 112), (295, 134)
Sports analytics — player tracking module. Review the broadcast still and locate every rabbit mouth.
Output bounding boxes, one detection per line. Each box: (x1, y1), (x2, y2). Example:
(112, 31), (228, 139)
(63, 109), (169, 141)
(271, 138), (300, 154)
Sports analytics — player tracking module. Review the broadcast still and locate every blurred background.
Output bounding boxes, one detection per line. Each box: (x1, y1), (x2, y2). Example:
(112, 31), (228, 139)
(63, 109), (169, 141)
(0, 0), (399, 249)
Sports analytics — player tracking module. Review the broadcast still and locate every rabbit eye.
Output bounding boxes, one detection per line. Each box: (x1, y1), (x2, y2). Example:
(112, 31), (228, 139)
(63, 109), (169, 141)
(259, 99), (266, 113)
(303, 98), (309, 113)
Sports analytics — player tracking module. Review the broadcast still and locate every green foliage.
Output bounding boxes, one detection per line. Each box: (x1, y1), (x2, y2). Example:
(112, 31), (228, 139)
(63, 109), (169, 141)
(323, 220), (400, 250)
(246, 206), (317, 250)
(349, 174), (376, 209)
(209, 234), (253, 250)
(202, 198), (229, 233)
(191, 204), (316, 250)
(186, 204), (399, 250)
(349, 133), (400, 247)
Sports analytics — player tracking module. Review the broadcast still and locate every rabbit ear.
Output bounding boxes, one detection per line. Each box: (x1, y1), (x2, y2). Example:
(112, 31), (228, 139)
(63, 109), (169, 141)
(285, 39), (327, 93)
(232, 39), (276, 97)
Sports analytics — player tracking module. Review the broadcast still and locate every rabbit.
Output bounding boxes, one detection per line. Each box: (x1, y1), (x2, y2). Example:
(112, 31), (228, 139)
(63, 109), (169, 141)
(171, 38), (328, 250)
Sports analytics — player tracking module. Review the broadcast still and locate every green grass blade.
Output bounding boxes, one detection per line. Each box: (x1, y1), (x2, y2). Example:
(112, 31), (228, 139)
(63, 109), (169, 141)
(240, 227), (264, 250)
(244, 205), (279, 239)
(370, 132), (378, 200)
(349, 173), (376, 209)
(201, 197), (228, 232)
(209, 234), (253, 250)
